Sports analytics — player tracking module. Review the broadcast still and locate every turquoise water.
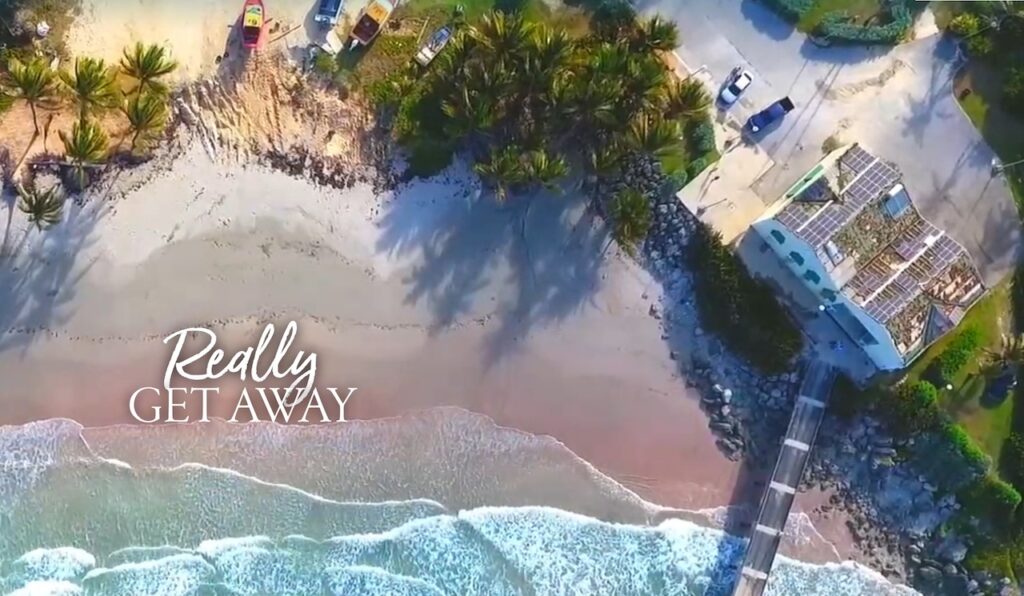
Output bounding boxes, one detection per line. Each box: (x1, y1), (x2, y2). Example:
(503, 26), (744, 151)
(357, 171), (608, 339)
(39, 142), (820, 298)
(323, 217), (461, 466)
(0, 416), (918, 595)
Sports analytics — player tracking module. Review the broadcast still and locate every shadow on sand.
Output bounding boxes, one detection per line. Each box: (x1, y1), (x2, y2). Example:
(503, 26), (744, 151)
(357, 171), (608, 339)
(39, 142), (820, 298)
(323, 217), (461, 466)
(375, 166), (608, 366)
(0, 166), (108, 358)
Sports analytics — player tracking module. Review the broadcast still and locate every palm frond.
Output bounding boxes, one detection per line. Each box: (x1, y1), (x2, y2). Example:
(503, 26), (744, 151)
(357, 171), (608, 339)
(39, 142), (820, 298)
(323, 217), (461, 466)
(17, 184), (65, 230)
(60, 57), (120, 119)
(610, 188), (651, 256)
(120, 43), (178, 95)
(122, 91), (169, 151)
(60, 118), (110, 189)
(627, 112), (681, 156)
(661, 78), (711, 120)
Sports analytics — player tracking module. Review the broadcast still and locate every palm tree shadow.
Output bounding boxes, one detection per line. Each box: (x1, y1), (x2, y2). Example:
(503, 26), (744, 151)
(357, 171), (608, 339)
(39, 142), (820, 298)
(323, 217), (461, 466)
(0, 180), (108, 358)
(374, 161), (606, 365)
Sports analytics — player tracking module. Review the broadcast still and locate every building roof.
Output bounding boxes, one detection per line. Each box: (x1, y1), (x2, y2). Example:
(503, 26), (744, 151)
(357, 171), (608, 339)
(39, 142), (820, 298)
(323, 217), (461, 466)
(771, 144), (984, 360)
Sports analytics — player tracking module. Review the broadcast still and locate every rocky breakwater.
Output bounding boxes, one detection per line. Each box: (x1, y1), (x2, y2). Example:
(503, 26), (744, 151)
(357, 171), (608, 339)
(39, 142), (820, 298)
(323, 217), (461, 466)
(806, 416), (1016, 596)
(593, 153), (1019, 595)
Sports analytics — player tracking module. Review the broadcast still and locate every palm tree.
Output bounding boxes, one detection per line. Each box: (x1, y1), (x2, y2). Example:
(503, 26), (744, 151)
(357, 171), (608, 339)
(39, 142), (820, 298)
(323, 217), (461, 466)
(471, 11), (533, 66)
(0, 92), (12, 114)
(60, 57), (120, 119)
(122, 92), (169, 151)
(632, 16), (679, 52)
(524, 149), (568, 192)
(609, 188), (651, 256)
(120, 42), (178, 95)
(17, 184), (65, 230)
(627, 112), (681, 157)
(474, 145), (526, 202)
(3, 58), (61, 135)
(60, 119), (110, 190)
(985, 333), (1024, 375)
(583, 142), (624, 188)
(661, 78), (711, 120)
(526, 26), (573, 85)
(442, 87), (497, 143)
(622, 55), (667, 115)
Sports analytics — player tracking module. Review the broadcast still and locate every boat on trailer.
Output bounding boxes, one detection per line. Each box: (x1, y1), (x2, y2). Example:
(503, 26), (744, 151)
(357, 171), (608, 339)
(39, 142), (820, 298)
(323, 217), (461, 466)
(241, 0), (267, 50)
(347, 0), (396, 50)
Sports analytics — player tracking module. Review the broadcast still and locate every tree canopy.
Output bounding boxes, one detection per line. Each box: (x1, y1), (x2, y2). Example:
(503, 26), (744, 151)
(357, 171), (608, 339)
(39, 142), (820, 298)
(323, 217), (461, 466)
(380, 8), (710, 197)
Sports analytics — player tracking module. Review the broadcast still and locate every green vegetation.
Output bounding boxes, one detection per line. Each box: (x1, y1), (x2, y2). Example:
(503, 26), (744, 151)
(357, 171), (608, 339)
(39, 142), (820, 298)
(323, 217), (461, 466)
(122, 92), (169, 152)
(119, 43), (179, 96)
(1, 57), (61, 134)
(608, 188), (651, 257)
(60, 118), (109, 190)
(16, 183), (65, 230)
(0, 39), (177, 224)
(374, 5), (714, 205)
(927, 325), (982, 386)
(903, 284), (1013, 464)
(60, 57), (120, 119)
(761, 0), (916, 44)
(947, 4), (1024, 207)
(797, 0), (881, 34)
(689, 223), (803, 373)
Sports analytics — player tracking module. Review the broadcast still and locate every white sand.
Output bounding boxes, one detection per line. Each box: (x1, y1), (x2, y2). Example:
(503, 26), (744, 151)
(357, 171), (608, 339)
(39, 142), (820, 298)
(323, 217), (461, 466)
(0, 137), (752, 513)
(67, 0), (322, 80)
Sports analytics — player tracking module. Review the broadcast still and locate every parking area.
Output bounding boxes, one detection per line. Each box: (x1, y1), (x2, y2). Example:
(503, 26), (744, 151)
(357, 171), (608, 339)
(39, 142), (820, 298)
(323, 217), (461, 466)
(646, 0), (1021, 285)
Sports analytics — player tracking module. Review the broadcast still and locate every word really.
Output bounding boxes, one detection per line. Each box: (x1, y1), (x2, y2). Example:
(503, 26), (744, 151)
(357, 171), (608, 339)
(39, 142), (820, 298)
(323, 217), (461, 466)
(129, 321), (358, 423)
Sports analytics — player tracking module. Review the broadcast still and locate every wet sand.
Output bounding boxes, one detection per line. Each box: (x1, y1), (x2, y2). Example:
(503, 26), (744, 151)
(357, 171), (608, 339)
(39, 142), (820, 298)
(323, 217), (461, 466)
(0, 144), (745, 514)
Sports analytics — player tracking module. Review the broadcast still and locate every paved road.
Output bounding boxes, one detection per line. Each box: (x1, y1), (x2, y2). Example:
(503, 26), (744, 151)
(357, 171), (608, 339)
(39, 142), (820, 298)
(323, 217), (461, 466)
(640, 0), (1021, 286)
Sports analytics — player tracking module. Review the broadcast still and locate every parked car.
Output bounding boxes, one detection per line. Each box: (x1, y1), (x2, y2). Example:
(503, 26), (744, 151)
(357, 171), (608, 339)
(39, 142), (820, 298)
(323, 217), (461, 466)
(746, 97), (795, 133)
(314, 0), (344, 26)
(719, 69), (753, 105)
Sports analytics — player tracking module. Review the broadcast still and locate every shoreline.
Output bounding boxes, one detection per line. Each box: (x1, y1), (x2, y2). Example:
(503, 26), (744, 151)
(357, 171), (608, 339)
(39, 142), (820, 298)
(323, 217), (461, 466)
(0, 120), (865, 569)
(0, 3), (928, 589)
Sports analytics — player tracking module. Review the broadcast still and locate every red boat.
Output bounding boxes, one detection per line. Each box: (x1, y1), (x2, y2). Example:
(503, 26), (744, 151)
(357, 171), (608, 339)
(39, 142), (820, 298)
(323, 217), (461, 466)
(241, 0), (267, 50)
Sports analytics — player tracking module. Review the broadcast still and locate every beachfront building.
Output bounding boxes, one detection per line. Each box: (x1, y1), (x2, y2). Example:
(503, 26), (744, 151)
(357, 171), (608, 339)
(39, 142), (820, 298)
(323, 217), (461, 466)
(742, 144), (984, 381)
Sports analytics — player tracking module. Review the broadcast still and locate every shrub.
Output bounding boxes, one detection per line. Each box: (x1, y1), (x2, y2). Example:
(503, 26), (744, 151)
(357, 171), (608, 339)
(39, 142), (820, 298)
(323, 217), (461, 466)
(878, 380), (942, 434)
(1004, 67), (1024, 115)
(961, 474), (1022, 528)
(313, 52), (338, 76)
(662, 170), (689, 194)
(760, 0), (815, 23)
(405, 137), (455, 178)
(966, 35), (995, 58)
(686, 155), (710, 180)
(690, 120), (715, 155)
(829, 374), (879, 419)
(689, 223), (803, 373)
(930, 326), (982, 385)
(1002, 432), (1024, 490)
(945, 422), (992, 472)
(815, 9), (912, 45)
(948, 13), (982, 37)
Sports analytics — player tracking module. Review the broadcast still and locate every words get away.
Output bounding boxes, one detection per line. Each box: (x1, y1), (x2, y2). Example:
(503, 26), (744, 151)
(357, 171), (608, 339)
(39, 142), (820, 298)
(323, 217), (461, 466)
(129, 321), (358, 424)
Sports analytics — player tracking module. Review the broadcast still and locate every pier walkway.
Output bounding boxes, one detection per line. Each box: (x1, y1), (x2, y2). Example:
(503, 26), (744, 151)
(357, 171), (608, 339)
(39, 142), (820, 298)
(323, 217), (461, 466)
(732, 361), (836, 596)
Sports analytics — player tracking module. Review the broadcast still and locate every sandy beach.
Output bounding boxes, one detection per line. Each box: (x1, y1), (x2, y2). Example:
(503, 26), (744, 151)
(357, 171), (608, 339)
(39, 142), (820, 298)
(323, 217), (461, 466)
(0, 0), (871, 575)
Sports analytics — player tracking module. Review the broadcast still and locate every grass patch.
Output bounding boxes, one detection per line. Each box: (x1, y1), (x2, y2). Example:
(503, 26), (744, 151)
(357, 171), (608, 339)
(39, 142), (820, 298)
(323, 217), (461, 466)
(796, 0), (883, 33)
(905, 282), (1013, 465)
(956, 62), (1024, 209)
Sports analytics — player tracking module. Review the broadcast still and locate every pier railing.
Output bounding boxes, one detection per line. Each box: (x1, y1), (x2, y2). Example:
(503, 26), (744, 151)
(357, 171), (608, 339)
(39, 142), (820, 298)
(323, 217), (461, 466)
(732, 361), (836, 596)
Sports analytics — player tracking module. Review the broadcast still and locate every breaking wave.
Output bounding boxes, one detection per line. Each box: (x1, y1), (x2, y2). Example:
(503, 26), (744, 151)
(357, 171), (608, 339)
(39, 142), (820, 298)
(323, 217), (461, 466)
(0, 410), (918, 595)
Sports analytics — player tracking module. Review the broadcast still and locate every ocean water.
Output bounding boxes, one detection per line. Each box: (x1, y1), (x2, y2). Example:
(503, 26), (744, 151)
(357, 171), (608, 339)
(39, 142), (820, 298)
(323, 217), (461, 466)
(0, 414), (919, 596)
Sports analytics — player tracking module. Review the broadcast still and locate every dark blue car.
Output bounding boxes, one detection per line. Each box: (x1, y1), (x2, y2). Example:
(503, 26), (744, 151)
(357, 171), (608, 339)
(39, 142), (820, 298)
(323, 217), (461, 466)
(746, 97), (795, 134)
